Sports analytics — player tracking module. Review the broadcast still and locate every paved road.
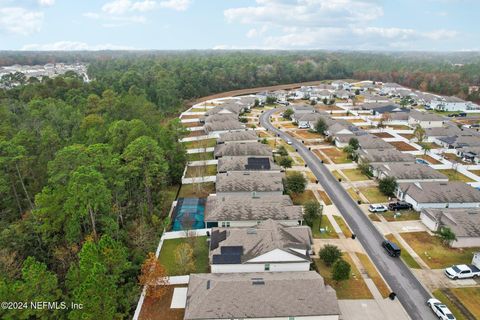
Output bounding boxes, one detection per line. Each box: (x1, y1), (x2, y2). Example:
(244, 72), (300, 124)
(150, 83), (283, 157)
(260, 107), (436, 320)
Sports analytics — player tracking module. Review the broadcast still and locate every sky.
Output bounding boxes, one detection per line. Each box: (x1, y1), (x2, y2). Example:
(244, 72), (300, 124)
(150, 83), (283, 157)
(0, 0), (478, 51)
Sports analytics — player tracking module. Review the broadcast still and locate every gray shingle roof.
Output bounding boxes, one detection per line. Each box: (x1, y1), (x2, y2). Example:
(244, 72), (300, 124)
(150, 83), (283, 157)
(205, 194), (302, 221)
(358, 148), (416, 163)
(217, 131), (258, 143)
(399, 182), (480, 204)
(217, 156), (281, 172)
(373, 163), (448, 180)
(356, 134), (395, 149)
(184, 272), (340, 320)
(214, 142), (272, 157)
(210, 219), (312, 263)
(422, 208), (480, 237)
(204, 113), (238, 123)
(204, 120), (245, 133)
(409, 109), (445, 122)
(216, 171), (284, 193)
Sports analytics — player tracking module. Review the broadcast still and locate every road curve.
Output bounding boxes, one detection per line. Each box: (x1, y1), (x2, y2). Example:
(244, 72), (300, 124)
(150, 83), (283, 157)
(260, 107), (436, 320)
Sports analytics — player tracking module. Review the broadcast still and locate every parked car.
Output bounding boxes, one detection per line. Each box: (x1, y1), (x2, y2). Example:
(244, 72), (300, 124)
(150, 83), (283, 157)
(388, 201), (413, 211)
(448, 113), (458, 117)
(382, 240), (401, 257)
(427, 298), (456, 320)
(286, 140), (293, 145)
(458, 112), (467, 117)
(368, 204), (388, 212)
(445, 264), (480, 280)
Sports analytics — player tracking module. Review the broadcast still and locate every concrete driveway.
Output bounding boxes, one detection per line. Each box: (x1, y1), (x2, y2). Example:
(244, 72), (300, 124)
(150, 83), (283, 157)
(260, 107), (437, 320)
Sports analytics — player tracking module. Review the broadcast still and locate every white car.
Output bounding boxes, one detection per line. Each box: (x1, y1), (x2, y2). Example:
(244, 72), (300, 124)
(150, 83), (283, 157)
(286, 140), (293, 145)
(368, 204), (388, 213)
(427, 298), (456, 320)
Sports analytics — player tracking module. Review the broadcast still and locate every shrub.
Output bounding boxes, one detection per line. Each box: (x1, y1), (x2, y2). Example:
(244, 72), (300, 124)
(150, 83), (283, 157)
(332, 259), (351, 282)
(319, 244), (342, 267)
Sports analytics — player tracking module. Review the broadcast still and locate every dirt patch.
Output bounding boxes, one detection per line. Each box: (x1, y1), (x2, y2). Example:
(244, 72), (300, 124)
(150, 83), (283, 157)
(186, 130), (206, 138)
(180, 114), (201, 120)
(373, 132), (394, 138)
(182, 121), (202, 128)
(400, 133), (415, 140)
(139, 286), (186, 320)
(388, 141), (417, 151)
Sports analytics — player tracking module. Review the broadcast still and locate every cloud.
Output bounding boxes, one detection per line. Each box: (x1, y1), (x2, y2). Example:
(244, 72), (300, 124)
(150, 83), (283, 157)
(84, 11), (146, 27)
(0, 7), (43, 36)
(38, 0), (55, 6)
(159, 0), (192, 11)
(21, 41), (137, 51)
(224, 0), (459, 50)
(102, 0), (156, 15)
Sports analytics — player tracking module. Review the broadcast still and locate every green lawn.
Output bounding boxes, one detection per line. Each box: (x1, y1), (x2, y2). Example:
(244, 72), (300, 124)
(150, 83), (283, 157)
(290, 189), (317, 205)
(432, 289), (467, 320)
(342, 168), (370, 181)
(385, 234), (421, 269)
(437, 169), (475, 182)
(399, 232), (480, 269)
(178, 182), (215, 199)
(358, 187), (388, 203)
(333, 215), (353, 238)
(314, 255), (372, 299)
(186, 152), (214, 161)
(184, 165), (217, 178)
(312, 215), (339, 239)
(381, 210), (420, 222)
(159, 237), (209, 275)
(182, 139), (217, 149)
(450, 287), (480, 319)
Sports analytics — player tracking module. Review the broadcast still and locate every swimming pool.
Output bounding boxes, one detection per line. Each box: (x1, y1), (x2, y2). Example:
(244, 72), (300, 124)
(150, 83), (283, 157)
(415, 158), (429, 165)
(171, 197), (206, 231)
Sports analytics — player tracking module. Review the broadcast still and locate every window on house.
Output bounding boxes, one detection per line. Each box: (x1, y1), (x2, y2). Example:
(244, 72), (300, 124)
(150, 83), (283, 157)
(221, 222), (230, 228)
(264, 263), (270, 271)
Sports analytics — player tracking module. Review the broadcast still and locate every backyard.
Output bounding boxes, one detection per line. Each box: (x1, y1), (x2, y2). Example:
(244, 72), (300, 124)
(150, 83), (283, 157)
(139, 286), (186, 320)
(437, 169), (475, 182)
(314, 254), (373, 299)
(290, 189), (317, 205)
(416, 154), (442, 164)
(388, 141), (418, 151)
(399, 232), (480, 269)
(373, 132), (395, 138)
(184, 165), (217, 178)
(183, 138), (217, 149)
(186, 152), (214, 161)
(178, 182), (215, 198)
(159, 237), (209, 275)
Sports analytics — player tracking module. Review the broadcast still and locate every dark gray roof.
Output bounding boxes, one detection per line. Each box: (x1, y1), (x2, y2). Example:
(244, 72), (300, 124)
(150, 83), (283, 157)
(218, 131), (258, 143)
(210, 219), (312, 263)
(216, 171), (284, 193)
(204, 120), (245, 133)
(205, 194), (302, 221)
(424, 124), (462, 138)
(437, 134), (480, 148)
(356, 134), (395, 150)
(399, 182), (480, 204)
(203, 113), (238, 123)
(217, 156), (280, 172)
(373, 163), (448, 180)
(214, 142), (272, 157)
(357, 148), (415, 163)
(422, 208), (480, 237)
(409, 109), (445, 122)
(184, 272), (340, 320)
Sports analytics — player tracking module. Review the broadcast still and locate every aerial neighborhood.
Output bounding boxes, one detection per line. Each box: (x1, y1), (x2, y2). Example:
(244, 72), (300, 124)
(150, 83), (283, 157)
(135, 79), (480, 320)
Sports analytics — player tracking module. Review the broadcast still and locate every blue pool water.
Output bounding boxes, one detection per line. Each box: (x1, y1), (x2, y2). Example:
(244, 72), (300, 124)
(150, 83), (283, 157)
(415, 158), (429, 165)
(171, 197), (206, 231)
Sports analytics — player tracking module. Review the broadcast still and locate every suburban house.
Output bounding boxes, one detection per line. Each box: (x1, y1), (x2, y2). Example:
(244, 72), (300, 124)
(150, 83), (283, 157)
(362, 93), (391, 103)
(356, 134), (396, 150)
(424, 124), (463, 141)
(415, 92), (440, 106)
(217, 156), (281, 173)
(204, 120), (245, 135)
(209, 219), (312, 273)
(335, 89), (354, 99)
(217, 130), (258, 144)
(214, 142), (272, 158)
(371, 163), (448, 182)
(408, 110), (445, 128)
(420, 208), (480, 248)
(396, 182), (480, 211)
(215, 171), (284, 196)
(203, 113), (238, 124)
(429, 96), (479, 111)
(311, 89), (333, 101)
(357, 148), (416, 165)
(184, 272), (340, 320)
(325, 122), (354, 137)
(361, 102), (404, 115)
(383, 111), (410, 125)
(332, 80), (351, 90)
(457, 146), (480, 164)
(293, 112), (325, 129)
(204, 106), (236, 117)
(292, 104), (314, 114)
(436, 134), (480, 149)
(380, 82), (404, 95)
(204, 194), (303, 228)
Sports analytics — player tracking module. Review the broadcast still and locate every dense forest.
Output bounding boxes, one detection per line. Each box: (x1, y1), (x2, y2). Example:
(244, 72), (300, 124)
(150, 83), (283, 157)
(1, 50), (480, 319)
